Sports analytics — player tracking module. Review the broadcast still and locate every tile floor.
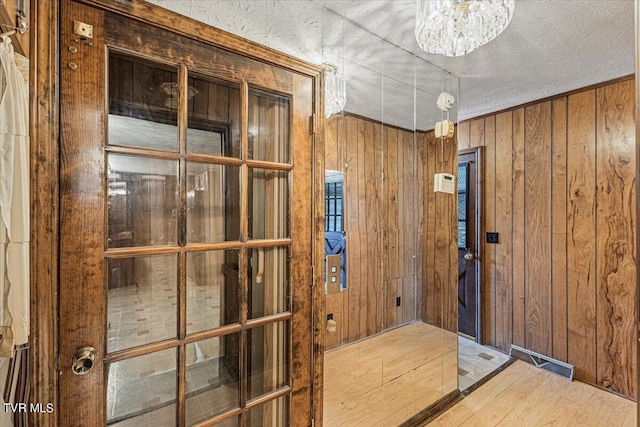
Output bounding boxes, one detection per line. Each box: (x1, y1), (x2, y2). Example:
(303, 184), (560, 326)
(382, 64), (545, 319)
(457, 335), (510, 391)
(106, 255), (231, 425)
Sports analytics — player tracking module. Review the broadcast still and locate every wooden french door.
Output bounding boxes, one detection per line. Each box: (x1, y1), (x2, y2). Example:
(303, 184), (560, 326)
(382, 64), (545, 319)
(58, 2), (314, 426)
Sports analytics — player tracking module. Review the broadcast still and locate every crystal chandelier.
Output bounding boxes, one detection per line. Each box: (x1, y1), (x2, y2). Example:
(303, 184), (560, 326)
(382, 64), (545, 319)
(324, 63), (346, 118)
(415, 0), (515, 57)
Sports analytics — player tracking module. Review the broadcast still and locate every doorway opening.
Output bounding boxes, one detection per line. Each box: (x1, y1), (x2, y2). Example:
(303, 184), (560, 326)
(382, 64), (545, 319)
(457, 149), (480, 341)
(457, 148), (509, 391)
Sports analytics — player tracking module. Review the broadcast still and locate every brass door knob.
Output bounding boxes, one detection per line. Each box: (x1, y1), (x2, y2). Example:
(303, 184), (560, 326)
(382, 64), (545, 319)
(464, 252), (474, 260)
(71, 347), (97, 375)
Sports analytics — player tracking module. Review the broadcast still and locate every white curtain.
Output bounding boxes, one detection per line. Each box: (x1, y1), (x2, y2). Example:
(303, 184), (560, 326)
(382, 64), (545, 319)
(0, 35), (29, 359)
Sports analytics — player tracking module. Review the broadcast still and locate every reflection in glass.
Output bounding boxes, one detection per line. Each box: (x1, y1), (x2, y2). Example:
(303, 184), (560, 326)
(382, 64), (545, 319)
(249, 247), (289, 320)
(324, 170), (343, 232)
(188, 75), (241, 158)
(323, 63), (346, 118)
(248, 321), (289, 400)
(321, 9), (462, 426)
(107, 155), (178, 248)
(247, 395), (288, 427)
(248, 88), (290, 163)
(186, 336), (240, 424)
(188, 127), (223, 156)
(186, 163), (240, 243)
(107, 254), (178, 353)
(458, 163), (469, 248)
(186, 250), (240, 334)
(248, 169), (289, 240)
(108, 52), (178, 151)
(106, 348), (177, 426)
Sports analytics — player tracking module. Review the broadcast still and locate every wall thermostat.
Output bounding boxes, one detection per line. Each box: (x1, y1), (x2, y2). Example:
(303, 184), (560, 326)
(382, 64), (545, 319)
(434, 173), (455, 194)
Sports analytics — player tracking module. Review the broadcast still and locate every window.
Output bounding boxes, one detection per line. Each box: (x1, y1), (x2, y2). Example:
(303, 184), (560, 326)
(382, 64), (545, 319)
(458, 163), (469, 249)
(325, 180), (343, 232)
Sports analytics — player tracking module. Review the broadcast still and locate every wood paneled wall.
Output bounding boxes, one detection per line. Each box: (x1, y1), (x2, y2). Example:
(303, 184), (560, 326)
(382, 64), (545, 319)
(458, 78), (637, 399)
(324, 113), (458, 350)
(418, 131), (458, 333)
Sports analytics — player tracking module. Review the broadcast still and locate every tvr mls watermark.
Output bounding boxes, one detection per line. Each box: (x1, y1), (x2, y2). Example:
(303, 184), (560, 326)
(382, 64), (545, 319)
(4, 402), (54, 413)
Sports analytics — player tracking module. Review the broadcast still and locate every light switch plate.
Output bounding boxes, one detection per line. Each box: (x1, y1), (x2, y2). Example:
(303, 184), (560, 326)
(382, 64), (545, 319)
(326, 254), (341, 295)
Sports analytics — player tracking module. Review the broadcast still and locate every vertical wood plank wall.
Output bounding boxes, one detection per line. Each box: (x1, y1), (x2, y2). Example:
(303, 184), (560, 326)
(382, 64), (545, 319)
(458, 78), (637, 399)
(419, 131), (458, 333)
(324, 114), (457, 350)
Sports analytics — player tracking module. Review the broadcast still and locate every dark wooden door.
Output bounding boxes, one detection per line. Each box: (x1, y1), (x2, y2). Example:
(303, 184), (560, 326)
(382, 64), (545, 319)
(457, 151), (478, 338)
(58, 1), (315, 425)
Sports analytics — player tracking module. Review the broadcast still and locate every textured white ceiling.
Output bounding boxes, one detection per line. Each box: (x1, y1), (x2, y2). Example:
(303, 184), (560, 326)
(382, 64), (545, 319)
(316, 0), (635, 120)
(149, 0), (634, 129)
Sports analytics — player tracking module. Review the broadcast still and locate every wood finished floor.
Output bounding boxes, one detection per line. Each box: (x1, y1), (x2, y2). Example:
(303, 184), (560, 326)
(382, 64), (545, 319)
(431, 360), (636, 427)
(324, 322), (458, 426)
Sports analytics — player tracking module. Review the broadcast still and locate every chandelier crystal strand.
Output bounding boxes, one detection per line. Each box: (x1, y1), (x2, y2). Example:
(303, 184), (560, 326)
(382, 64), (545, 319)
(324, 63), (346, 118)
(415, 0), (515, 57)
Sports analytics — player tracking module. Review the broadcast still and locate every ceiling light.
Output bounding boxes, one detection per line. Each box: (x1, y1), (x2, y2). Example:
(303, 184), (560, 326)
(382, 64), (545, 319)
(415, 0), (515, 57)
(324, 63), (346, 118)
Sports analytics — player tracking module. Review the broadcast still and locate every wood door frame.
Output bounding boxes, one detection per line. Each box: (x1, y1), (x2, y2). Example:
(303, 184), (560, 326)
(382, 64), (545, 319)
(634, 0), (640, 420)
(30, 1), (325, 425)
(457, 147), (482, 343)
(30, 1), (60, 426)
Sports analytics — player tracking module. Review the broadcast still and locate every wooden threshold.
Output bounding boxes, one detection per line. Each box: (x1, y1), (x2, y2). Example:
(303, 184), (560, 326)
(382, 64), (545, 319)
(398, 389), (463, 427)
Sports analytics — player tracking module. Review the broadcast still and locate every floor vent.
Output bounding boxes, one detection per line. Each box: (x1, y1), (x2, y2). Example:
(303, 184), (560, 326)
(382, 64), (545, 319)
(509, 344), (574, 380)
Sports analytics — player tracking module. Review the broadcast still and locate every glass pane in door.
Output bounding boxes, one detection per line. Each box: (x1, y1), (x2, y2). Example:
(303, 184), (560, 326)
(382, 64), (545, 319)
(107, 154), (179, 248)
(186, 250), (240, 334)
(186, 162), (241, 244)
(248, 168), (289, 240)
(248, 246), (289, 319)
(108, 53), (179, 151)
(107, 254), (178, 353)
(248, 321), (289, 400)
(106, 348), (177, 426)
(186, 336), (240, 424)
(188, 75), (241, 158)
(246, 395), (288, 427)
(248, 89), (290, 163)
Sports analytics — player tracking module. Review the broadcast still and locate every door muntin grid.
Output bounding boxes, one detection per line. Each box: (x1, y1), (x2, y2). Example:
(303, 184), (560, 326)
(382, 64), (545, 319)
(105, 50), (294, 426)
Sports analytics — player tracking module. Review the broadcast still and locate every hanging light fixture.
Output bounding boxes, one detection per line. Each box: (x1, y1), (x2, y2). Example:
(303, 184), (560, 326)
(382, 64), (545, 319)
(415, 0), (515, 57)
(324, 63), (346, 118)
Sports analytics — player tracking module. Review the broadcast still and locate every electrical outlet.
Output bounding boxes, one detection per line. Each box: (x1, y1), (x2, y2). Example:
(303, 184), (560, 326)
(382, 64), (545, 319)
(486, 232), (499, 244)
(396, 297), (401, 307)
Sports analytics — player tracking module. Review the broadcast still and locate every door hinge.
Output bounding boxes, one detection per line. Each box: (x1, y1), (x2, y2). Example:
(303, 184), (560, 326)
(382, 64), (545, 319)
(310, 114), (316, 135)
